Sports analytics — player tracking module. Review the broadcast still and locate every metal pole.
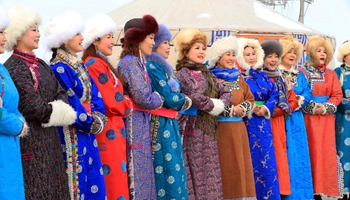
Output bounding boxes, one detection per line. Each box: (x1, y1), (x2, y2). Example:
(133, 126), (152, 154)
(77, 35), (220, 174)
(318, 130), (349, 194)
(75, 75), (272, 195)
(298, 0), (305, 23)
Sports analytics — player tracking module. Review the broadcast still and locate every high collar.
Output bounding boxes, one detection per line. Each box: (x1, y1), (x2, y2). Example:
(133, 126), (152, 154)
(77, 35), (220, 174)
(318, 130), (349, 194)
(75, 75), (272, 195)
(13, 48), (38, 65)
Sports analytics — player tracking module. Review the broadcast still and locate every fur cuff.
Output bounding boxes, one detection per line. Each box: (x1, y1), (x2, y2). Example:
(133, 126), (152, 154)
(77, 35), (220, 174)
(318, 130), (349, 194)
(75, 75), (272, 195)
(247, 103), (256, 119)
(302, 101), (317, 114)
(180, 95), (192, 111)
(18, 118), (29, 138)
(323, 102), (337, 114)
(42, 100), (77, 127)
(239, 101), (252, 117)
(208, 98), (225, 116)
(262, 105), (271, 119)
(222, 105), (235, 118)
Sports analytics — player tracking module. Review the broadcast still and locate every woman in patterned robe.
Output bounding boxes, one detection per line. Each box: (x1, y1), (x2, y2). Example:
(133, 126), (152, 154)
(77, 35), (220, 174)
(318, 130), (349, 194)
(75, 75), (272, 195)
(145, 24), (191, 200)
(236, 38), (280, 200)
(117, 15), (163, 199)
(82, 14), (133, 200)
(175, 28), (232, 200)
(209, 36), (256, 200)
(45, 11), (107, 200)
(298, 36), (343, 199)
(336, 39), (350, 196)
(278, 36), (314, 200)
(4, 5), (76, 199)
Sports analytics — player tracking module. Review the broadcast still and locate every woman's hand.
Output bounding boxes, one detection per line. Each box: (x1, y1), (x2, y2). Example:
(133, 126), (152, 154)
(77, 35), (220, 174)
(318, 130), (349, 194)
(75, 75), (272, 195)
(234, 105), (244, 117)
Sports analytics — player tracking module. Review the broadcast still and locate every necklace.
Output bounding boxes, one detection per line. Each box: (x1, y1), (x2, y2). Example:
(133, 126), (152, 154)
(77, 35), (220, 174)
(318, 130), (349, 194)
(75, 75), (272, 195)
(222, 77), (240, 90)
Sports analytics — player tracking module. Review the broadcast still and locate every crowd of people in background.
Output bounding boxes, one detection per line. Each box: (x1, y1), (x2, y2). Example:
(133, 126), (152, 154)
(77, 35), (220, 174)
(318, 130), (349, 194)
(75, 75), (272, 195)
(1, 3), (350, 200)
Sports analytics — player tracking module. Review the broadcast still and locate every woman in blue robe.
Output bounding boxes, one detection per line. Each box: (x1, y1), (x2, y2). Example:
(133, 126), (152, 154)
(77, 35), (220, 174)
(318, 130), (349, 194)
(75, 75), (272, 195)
(278, 36), (314, 200)
(145, 24), (191, 200)
(237, 38), (280, 200)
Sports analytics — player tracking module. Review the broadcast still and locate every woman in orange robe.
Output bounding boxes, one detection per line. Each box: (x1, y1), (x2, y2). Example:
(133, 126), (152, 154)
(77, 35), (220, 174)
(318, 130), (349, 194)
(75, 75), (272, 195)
(261, 40), (298, 196)
(82, 14), (133, 200)
(298, 36), (343, 199)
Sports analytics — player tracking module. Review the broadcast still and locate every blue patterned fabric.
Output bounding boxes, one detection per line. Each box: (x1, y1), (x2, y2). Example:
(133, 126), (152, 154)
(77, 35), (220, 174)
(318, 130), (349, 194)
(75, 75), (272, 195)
(281, 71), (314, 200)
(51, 61), (107, 199)
(242, 68), (281, 200)
(117, 54), (163, 199)
(335, 65), (350, 193)
(146, 52), (188, 200)
(0, 64), (25, 200)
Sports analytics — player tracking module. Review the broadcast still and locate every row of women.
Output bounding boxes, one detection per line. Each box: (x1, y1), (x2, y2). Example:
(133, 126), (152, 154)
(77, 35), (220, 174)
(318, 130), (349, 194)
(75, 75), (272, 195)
(1, 3), (350, 200)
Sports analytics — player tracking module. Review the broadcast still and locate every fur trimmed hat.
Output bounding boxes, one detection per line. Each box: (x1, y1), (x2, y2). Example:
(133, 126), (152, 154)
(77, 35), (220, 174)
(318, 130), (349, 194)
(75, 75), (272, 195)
(82, 14), (116, 50)
(153, 24), (172, 50)
(175, 28), (207, 61)
(261, 40), (283, 59)
(0, 6), (9, 30)
(121, 15), (158, 48)
(279, 35), (303, 66)
(5, 4), (41, 51)
(337, 39), (350, 63)
(305, 36), (333, 66)
(237, 37), (264, 71)
(44, 11), (84, 49)
(208, 36), (238, 69)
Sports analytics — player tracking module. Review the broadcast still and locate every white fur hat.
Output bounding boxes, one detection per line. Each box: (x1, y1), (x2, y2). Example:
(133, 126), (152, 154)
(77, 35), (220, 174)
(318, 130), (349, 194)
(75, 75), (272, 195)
(82, 14), (116, 50)
(237, 37), (264, 71)
(0, 6), (9, 30)
(5, 4), (41, 51)
(208, 36), (238, 69)
(44, 11), (84, 49)
(337, 39), (350, 63)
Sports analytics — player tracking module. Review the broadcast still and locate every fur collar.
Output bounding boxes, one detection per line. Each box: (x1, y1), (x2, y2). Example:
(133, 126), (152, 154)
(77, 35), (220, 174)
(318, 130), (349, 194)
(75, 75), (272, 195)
(146, 52), (174, 77)
(278, 64), (299, 74)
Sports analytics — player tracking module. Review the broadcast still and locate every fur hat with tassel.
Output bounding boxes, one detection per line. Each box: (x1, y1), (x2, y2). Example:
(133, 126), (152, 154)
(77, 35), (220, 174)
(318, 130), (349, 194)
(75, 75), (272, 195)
(153, 24), (172, 50)
(5, 4), (41, 51)
(82, 14), (116, 50)
(0, 6), (9, 30)
(279, 35), (304, 66)
(175, 27), (207, 61)
(337, 39), (350, 63)
(305, 36), (333, 66)
(236, 37), (264, 71)
(44, 11), (84, 50)
(208, 36), (238, 69)
(121, 14), (158, 48)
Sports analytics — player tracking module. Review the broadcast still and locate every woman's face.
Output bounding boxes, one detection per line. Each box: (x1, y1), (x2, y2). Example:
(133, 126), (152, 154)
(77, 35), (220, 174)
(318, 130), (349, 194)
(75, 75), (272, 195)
(264, 53), (279, 70)
(281, 49), (297, 69)
(139, 33), (155, 56)
(154, 40), (170, 59)
(217, 51), (236, 69)
(0, 28), (7, 54)
(243, 46), (257, 67)
(17, 24), (40, 52)
(66, 33), (84, 55)
(314, 46), (327, 65)
(186, 42), (206, 64)
(344, 54), (350, 66)
(93, 32), (114, 56)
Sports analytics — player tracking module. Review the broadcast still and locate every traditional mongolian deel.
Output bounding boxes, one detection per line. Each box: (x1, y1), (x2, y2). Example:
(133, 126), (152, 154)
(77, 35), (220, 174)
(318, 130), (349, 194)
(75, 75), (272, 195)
(279, 65), (314, 200)
(117, 54), (163, 200)
(50, 49), (107, 200)
(146, 52), (190, 200)
(335, 64), (350, 194)
(4, 49), (70, 200)
(0, 63), (25, 200)
(241, 68), (281, 200)
(86, 55), (132, 200)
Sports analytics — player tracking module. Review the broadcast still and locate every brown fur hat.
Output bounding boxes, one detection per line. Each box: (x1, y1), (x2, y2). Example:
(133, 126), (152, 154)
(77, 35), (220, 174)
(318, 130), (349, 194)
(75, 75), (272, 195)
(305, 36), (333, 66)
(175, 28), (207, 61)
(279, 35), (303, 66)
(121, 15), (158, 47)
(337, 39), (350, 63)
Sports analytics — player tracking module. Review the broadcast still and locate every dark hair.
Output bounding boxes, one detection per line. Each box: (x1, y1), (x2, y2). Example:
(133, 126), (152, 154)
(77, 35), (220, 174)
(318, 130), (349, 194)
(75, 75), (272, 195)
(82, 43), (123, 83)
(119, 44), (139, 59)
(50, 44), (67, 62)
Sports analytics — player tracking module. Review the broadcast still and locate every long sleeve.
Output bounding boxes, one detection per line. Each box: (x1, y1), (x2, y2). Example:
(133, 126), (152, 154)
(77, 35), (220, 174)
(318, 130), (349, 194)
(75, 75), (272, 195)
(296, 72), (312, 108)
(264, 77), (279, 115)
(86, 57), (132, 117)
(274, 89), (298, 116)
(0, 106), (24, 136)
(118, 55), (162, 110)
(51, 63), (95, 133)
(146, 61), (187, 111)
